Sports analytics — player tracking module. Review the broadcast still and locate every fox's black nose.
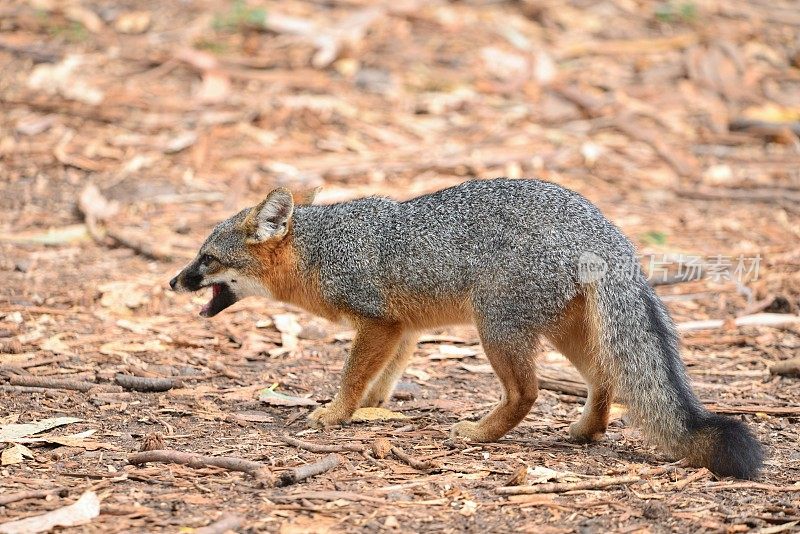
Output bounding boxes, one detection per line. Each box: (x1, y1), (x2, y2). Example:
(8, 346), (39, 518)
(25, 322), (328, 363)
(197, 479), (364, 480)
(169, 276), (178, 290)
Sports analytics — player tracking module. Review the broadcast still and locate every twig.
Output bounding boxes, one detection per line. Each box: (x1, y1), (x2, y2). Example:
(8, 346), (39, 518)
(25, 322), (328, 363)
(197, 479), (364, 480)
(677, 313), (800, 332)
(649, 272), (704, 287)
(770, 358), (800, 377)
(677, 186), (800, 205)
(270, 490), (385, 504)
(612, 118), (697, 178)
(496, 474), (641, 495)
(0, 355), (69, 372)
(389, 445), (439, 472)
(115, 374), (179, 392)
(557, 33), (698, 59)
(370, 438), (439, 472)
(0, 385), (71, 394)
(538, 376), (587, 397)
(195, 513), (245, 534)
(0, 488), (66, 506)
(673, 468), (711, 490)
(277, 435), (364, 453)
(729, 118), (800, 137)
(277, 453), (341, 487)
(128, 449), (273, 485)
(9, 375), (97, 392)
(104, 229), (173, 262)
(707, 404), (800, 416)
(705, 482), (800, 492)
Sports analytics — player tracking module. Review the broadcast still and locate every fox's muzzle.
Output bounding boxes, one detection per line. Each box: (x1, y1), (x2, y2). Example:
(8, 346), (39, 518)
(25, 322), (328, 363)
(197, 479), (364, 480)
(169, 267), (203, 293)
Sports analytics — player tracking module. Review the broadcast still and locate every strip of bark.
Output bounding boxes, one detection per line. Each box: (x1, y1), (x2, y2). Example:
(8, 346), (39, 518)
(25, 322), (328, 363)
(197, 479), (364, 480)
(277, 453), (341, 487)
(0, 488), (66, 506)
(115, 374), (179, 392)
(770, 358), (800, 377)
(496, 474), (641, 495)
(9, 375), (96, 392)
(128, 449), (273, 485)
(195, 514), (245, 534)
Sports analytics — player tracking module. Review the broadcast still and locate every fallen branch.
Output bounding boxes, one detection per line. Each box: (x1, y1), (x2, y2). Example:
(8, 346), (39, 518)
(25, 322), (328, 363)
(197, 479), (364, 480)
(128, 449), (273, 485)
(277, 435), (364, 453)
(496, 474), (641, 495)
(0, 488), (66, 506)
(114, 374), (179, 392)
(195, 514), (245, 534)
(277, 453), (341, 487)
(9, 375), (97, 392)
(769, 358), (800, 377)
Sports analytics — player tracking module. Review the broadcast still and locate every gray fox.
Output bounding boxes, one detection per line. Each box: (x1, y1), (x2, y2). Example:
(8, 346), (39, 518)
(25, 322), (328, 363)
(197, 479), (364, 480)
(170, 178), (763, 479)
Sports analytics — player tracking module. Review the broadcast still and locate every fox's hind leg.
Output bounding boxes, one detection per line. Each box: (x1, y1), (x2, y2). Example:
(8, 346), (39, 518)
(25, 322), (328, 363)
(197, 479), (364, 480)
(361, 332), (419, 407)
(451, 334), (539, 442)
(546, 295), (612, 443)
(309, 320), (403, 428)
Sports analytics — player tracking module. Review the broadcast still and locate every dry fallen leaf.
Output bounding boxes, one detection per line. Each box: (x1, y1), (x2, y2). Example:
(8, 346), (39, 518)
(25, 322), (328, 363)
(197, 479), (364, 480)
(0, 491), (100, 534)
(429, 344), (478, 360)
(259, 386), (318, 407)
(351, 407), (408, 422)
(0, 417), (82, 442)
(1, 443), (34, 466)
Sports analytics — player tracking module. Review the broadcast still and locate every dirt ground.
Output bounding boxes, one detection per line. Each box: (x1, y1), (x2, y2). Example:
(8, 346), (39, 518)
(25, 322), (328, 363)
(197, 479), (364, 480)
(1, 0), (800, 532)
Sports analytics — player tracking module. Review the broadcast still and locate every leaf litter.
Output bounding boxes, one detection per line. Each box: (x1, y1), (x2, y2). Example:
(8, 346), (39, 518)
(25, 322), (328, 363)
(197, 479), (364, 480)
(1, 0), (800, 531)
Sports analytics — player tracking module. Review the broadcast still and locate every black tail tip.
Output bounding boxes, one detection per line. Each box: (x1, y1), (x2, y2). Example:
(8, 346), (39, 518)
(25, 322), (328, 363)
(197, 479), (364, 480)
(690, 414), (764, 479)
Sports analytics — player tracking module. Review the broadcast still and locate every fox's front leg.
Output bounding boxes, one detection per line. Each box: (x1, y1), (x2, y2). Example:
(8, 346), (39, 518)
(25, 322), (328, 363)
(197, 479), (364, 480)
(309, 321), (403, 428)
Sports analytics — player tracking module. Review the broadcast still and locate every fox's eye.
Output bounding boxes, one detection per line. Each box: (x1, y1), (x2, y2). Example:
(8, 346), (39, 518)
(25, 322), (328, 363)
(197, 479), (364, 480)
(200, 254), (215, 267)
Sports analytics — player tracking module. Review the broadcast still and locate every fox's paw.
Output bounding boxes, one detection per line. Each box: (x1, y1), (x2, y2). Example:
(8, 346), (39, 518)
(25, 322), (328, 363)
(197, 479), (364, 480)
(308, 405), (350, 429)
(568, 422), (606, 443)
(450, 420), (495, 442)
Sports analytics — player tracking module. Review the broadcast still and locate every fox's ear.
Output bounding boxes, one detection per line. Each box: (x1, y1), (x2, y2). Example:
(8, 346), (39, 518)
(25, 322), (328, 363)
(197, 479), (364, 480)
(244, 188), (294, 243)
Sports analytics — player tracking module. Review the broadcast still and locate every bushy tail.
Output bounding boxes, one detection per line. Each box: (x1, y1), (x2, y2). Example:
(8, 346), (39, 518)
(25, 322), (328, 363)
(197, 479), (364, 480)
(586, 280), (763, 479)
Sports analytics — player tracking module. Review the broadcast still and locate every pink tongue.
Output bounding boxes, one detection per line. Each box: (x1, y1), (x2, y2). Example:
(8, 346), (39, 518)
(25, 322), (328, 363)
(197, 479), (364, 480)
(200, 284), (222, 315)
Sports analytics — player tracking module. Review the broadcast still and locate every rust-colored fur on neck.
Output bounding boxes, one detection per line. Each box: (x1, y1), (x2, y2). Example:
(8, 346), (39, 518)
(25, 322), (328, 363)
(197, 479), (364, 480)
(249, 227), (341, 322)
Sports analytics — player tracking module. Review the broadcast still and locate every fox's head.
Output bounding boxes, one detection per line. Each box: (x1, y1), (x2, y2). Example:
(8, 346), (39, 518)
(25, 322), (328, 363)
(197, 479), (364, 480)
(169, 188), (295, 317)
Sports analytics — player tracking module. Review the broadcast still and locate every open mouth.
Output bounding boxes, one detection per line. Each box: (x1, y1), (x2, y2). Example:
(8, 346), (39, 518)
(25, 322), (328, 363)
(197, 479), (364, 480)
(199, 283), (237, 317)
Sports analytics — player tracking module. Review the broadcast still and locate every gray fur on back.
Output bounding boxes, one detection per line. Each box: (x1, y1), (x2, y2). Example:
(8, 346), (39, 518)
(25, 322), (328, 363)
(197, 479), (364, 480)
(293, 178), (634, 330)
